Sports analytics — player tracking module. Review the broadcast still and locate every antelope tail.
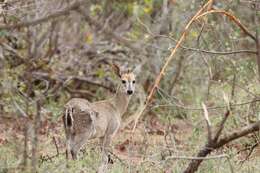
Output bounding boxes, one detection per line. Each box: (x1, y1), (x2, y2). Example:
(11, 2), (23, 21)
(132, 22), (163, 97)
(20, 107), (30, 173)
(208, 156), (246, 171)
(64, 106), (74, 129)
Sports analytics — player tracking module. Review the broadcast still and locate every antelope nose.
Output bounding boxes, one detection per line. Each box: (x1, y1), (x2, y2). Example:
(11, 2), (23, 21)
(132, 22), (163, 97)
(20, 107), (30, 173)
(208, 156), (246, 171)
(127, 90), (133, 95)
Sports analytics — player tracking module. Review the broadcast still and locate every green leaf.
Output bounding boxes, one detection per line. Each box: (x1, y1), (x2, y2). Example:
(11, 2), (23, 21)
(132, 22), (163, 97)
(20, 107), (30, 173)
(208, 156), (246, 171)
(96, 68), (105, 78)
(0, 30), (8, 37)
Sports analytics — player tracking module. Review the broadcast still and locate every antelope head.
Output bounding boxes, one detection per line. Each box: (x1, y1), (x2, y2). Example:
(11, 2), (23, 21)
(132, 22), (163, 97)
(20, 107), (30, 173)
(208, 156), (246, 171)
(112, 64), (136, 96)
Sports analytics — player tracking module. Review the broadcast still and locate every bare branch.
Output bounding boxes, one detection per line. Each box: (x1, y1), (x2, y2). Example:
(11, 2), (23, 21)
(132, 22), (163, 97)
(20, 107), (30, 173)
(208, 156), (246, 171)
(165, 154), (228, 161)
(195, 9), (256, 41)
(152, 99), (260, 111)
(183, 117), (259, 173)
(78, 8), (142, 54)
(12, 100), (28, 117)
(182, 47), (257, 55)
(216, 120), (260, 147)
(0, 1), (82, 30)
(31, 71), (114, 92)
(202, 103), (212, 141)
(52, 137), (59, 156)
(31, 100), (41, 172)
(132, 0), (215, 132)
(214, 110), (230, 142)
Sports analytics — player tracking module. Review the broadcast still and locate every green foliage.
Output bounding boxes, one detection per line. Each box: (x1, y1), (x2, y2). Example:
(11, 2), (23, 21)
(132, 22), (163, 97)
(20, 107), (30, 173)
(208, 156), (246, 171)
(1, 0), (260, 172)
(0, 30), (8, 37)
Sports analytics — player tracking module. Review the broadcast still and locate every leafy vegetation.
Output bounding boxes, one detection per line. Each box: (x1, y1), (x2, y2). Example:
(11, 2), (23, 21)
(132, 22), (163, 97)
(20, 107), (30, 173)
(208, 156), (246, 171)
(0, 0), (260, 172)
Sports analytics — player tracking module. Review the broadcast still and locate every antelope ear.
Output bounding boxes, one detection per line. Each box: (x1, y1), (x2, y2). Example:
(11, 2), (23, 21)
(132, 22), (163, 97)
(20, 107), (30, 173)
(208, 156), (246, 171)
(111, 63), (121, 77)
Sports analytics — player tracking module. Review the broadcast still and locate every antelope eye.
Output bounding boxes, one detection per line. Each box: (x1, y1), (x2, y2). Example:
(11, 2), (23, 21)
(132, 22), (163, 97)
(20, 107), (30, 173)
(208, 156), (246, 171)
(133, 80), (135, 84)
(122, 80), (126, 84)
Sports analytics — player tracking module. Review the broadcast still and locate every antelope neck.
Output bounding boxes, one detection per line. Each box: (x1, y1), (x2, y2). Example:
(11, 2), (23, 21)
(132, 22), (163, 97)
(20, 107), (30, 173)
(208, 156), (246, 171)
(111, 88), (131, 115)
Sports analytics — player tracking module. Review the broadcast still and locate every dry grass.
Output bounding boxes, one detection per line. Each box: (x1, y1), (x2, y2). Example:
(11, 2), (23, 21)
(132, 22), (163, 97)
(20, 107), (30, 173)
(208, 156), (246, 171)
(0, 112), (260, 173)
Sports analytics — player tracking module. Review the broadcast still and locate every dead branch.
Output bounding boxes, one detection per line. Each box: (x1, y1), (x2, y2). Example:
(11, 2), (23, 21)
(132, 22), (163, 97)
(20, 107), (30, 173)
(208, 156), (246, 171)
(52, 137), (59, 156)
(0, 1), (83, 30)
(64, 87), (96, 98)
(182, 47), (257, 55)
(132, 0), (215, 132)
(138, 15), (257, 55)
(183, 111), (260, 173)
(31, 71), (115, 92)
(39, 137), (63, 164)
(214, 110), (230, 142)
(31, 100), (41, 172)
(165, 154), (228, 161)
(254, 9), (260, 80)
(240, 141), (259, 164)
(77, 7), (143, 54)
(12, 100), (28, 117)
(216, 121), (260, 147)
(195, 10), (256, 41)
(145, 0), (213, 104)
(22, 125), (28, 171)
(132, 0), (259, 132)
(153, 97), (260, 111)
(169, 55), (184, 94)
(202, 103), (212, 142)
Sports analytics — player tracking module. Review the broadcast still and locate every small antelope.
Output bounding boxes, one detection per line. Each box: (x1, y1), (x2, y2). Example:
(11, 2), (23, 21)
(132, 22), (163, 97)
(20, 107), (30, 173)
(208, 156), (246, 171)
(63, 64), (136, 165)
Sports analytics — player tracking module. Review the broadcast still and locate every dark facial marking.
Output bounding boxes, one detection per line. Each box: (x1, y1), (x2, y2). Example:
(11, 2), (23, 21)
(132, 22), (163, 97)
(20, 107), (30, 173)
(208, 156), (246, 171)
(127, 90), (133, 95)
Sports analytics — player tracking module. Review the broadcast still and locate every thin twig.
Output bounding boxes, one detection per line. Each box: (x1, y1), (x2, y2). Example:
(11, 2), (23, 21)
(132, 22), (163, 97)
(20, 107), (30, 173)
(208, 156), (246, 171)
(240, 141), (259, 164)
(182, 47), (257, 55)
(165, 154), (228, 161)
(12, 100), (28, 117)
(152, 98), (260, 111)
(52, 137), (59, 156)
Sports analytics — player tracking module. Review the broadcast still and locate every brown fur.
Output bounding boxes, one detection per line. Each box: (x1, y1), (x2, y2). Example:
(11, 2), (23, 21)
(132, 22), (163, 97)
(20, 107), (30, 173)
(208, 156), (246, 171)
(63, 65), (136, 172)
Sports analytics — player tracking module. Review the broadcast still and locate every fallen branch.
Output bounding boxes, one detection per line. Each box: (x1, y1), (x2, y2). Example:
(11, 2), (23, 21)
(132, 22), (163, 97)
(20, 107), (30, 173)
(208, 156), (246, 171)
(183, 114), (260, 173)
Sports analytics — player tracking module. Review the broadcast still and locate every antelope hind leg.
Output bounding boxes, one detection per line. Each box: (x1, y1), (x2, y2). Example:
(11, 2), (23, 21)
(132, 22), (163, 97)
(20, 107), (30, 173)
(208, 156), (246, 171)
(98, 135), (113, 173)
(71, 132), (93, 160)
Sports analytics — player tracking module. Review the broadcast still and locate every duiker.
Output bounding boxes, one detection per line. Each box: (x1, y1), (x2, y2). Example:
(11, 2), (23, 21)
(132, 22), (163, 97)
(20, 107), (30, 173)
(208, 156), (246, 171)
(63, 64), (136, 170)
